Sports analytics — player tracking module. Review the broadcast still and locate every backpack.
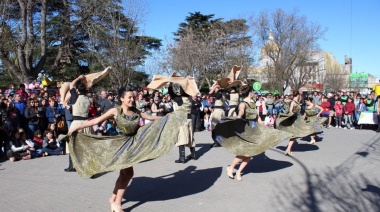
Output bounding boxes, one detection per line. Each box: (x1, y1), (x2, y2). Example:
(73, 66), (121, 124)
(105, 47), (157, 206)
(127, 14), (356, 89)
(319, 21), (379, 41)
(57, 116), (68, 133)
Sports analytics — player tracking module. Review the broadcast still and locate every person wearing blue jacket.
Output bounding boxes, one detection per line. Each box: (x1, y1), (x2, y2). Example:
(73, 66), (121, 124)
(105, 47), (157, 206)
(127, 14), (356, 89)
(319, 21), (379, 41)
(45, 97), (64, 124)
(13, 94), (26, 116)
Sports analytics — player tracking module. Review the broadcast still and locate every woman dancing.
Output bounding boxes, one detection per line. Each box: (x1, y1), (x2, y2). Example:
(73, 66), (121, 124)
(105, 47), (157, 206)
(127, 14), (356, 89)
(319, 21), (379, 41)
(213, 86), (291, 181)
(67, 87), (186, 212)
(276, 91), (322, 156)
(304, 97), (325, 145)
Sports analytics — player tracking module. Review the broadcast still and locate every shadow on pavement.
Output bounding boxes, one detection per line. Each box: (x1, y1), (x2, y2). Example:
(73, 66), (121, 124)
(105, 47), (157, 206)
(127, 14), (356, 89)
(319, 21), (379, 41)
(356, 151), (369, 157)
(244, 152), (293, 174)
(273, 133), (380, 212)
(300, 136), (324, 143)
(122, 165), (222, 211)
(274, 169), (380, 212)
(193, 143), (213, 159)
(362, 184), (380, 198)
(276, 142), (319, 152)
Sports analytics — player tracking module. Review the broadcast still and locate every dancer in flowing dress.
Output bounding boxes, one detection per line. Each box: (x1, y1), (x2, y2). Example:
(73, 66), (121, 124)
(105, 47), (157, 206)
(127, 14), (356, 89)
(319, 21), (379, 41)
(275, 91), (322, 156)
(146, 74), (200, 163)
(304, 97), (326, 144)
(213, 86), (291, 181)
(67, 87), (186, 211)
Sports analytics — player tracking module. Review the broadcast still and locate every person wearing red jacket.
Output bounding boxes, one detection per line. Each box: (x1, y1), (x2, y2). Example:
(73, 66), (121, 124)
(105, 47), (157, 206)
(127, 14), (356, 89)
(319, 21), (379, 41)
(320, 97), (331, 128)
(16, 84), (29, 104)
(343, 98), (355, 129)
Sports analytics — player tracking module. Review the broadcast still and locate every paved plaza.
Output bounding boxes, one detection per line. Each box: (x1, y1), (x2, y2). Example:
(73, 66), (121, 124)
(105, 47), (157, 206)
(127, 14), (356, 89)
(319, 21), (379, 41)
(1, 127), (380, 212)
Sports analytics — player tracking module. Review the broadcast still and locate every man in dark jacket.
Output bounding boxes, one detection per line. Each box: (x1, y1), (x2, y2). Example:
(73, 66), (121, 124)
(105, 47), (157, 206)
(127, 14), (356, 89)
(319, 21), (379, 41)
(190, 95), (201, 132)
(327, 92), (336, 127)
(99, 93), (115, 114)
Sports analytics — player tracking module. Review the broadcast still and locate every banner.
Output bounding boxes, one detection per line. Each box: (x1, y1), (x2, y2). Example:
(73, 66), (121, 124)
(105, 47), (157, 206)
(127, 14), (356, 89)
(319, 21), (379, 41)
(350, 73), (368, 88)
(357, 111), (378, 125)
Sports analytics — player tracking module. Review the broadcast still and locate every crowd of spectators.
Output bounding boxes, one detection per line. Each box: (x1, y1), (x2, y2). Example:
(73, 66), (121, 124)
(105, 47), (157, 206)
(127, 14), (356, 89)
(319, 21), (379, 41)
(1, 82), (379, 163)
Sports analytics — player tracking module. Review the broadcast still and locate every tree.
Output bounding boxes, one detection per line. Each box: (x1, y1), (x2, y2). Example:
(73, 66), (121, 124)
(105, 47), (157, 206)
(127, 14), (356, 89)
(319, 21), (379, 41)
(252, 8), (326, 91)
(0, 0), (159, 89)
(167, 12), (253, 89)
(323, 53), (349, 92)
(85, 0), (161, 89)
(0, 0), (104, 83)
(174, 12), (221, 41)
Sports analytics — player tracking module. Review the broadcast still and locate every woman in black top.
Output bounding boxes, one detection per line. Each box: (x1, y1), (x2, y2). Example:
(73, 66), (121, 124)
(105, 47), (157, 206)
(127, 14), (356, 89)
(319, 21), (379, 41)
(24, 99), (40, 137)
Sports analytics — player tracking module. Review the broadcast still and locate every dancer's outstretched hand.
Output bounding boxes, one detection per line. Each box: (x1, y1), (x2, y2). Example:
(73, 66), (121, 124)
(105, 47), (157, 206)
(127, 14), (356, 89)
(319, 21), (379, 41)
(67, 126), (79, 136)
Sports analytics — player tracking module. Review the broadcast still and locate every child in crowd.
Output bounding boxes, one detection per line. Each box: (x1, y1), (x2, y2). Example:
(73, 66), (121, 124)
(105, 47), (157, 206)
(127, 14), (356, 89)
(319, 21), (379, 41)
(106, 118), (119, 136)
(42, 129), (63, 156)
(355, 98), (366, 123)
(93, 120), (107, 136)
(20, 131), (39, 159)
(144, 105), (153, 125)
(203, 107), (211, 131)
(264, 114), (275, 127)
(32, 130), (44, 157)
(334, 100), (343, 128)
(47, 123), (58, 139)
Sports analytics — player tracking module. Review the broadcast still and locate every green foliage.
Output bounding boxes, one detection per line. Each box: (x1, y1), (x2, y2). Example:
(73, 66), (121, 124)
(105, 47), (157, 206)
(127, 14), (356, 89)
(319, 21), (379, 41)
(0, 73), (18, 89)
(169, 11), (253, 88)
(0, 0), (160, 89)
(174, 11), (222, 41)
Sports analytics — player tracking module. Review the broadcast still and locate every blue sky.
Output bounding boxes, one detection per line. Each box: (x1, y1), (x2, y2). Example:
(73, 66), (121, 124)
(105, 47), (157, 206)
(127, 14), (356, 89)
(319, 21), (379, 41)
(141, 0), (380, 78)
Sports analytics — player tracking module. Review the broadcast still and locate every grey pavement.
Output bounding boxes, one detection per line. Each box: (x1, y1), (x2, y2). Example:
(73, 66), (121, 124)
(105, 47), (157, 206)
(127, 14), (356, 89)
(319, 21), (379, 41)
(1, 127), (380, 212)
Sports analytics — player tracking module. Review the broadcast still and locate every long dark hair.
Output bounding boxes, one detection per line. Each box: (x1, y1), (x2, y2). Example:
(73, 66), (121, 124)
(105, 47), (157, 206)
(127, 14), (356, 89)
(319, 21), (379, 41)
(240, 86), (253, 98)
(306, 97), (313, 102)
(117, 87), (134, 105)
(10, 129), (20, 141)
(292, 91), (300, 98)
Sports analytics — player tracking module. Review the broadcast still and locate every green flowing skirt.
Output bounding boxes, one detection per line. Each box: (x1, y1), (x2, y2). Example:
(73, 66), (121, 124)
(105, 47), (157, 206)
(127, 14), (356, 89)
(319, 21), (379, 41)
(212, 119), (291, 157)
(275, 113), (322, 139)
(306, 115), (328, 130)
(61, 111), (187, 178)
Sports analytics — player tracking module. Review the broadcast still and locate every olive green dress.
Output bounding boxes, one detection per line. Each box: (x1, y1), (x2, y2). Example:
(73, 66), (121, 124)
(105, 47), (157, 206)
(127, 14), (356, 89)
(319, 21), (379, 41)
(305, 105), (327, 130)
(65, 107), (186, 178)
(275, 101), (322, 139)
(212, 102), (291, 157)
(210, 98), (225, 130)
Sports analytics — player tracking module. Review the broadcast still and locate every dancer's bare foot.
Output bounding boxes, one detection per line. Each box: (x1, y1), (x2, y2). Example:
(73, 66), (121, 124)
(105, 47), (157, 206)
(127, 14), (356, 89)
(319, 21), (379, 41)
(236, 172), (243, 181)
(109, 197), (115, 204)
(226, 166), (234, 179)
(109, 196), (116, 211)
(111, 203), (122, 212)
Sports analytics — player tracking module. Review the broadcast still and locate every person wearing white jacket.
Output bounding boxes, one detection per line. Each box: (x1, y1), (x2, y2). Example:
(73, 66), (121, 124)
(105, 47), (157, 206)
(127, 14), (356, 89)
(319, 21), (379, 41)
(256, 96), (268, 121)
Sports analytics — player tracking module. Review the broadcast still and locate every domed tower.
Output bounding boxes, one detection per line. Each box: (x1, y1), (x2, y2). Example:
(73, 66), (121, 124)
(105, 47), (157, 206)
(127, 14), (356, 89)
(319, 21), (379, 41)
(260, 32), (279, 69)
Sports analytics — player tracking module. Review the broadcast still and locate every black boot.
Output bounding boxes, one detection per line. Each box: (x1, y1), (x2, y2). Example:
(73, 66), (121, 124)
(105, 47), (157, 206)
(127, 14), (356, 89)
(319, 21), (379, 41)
(175, 146), (186, 163)
(187, 147), (197, 160)
(64, 154), (76, 172)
